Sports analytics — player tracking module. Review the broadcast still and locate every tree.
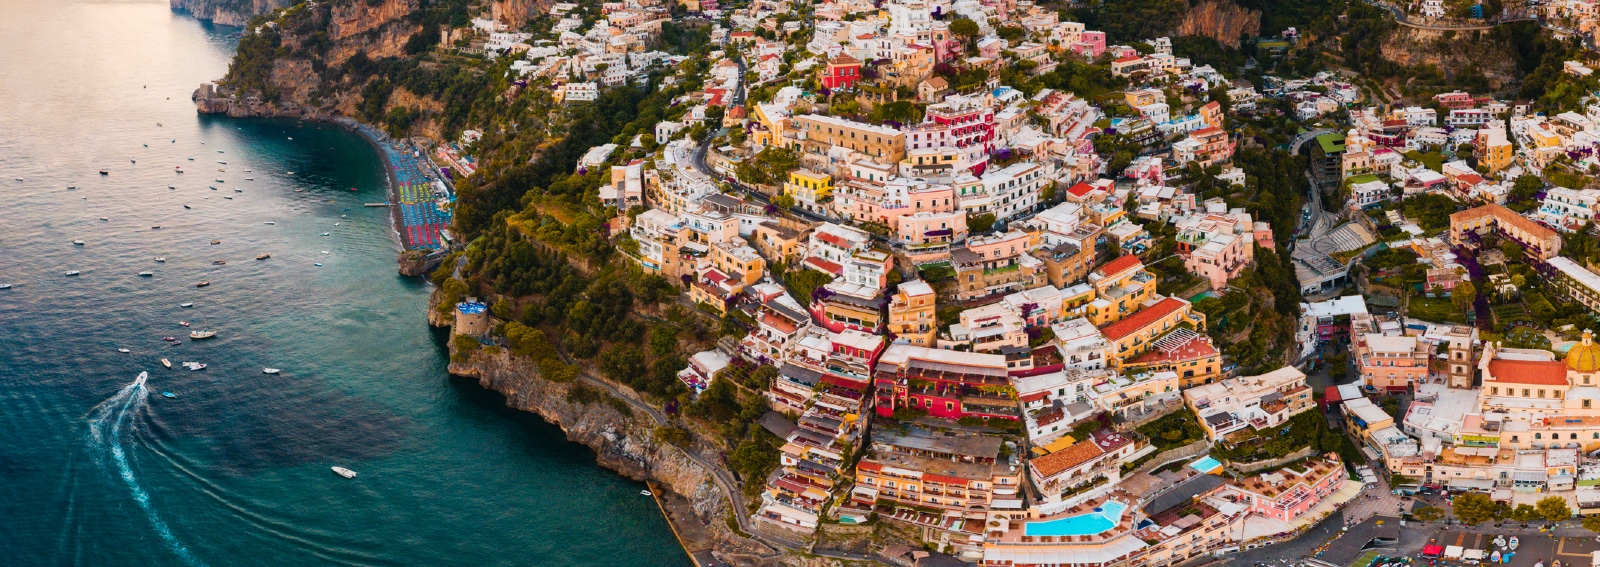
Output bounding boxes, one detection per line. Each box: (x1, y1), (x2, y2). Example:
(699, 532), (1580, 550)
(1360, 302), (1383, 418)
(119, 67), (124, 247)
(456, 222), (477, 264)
(1500, 240), (1524, 260)
(1536, 495), (1572, 522)
(968, 212), (997, 233)
(949, 17), (980, 42)
(1413, 505), (1445, 523)
(1452, 492), (1497, 525)
(1510, 503), (1539, 523)
(1453, 281), (1477, 314)
(1582, 513), (1600, 533)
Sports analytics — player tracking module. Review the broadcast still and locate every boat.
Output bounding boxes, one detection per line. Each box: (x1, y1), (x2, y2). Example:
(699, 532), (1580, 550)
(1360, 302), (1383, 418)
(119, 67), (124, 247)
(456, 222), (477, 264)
(73, 240), (84, 246)
(187, 363), (206, 371)
(138, 272), (153, 277)
(313, 263), (322, 267)
(130, 158), (136, 163)
(152, 226), (161, 230)
(0, 284), (11, 289)
(163, 336), (176, 341)
(321, 232), (329, 236)
(234, 188), (242, 193)
(195, 281), (210, 287)
(218, 161), (227, 164)
(208, 186), (216, 190)
(349, 187), (357, 191)
(320, 251), (330, 254)
(256, 253), (270, 260)
(640, 489), (653, 496)
(65, 271), (79, 276)
(263, 368), (280, 374)
(223, 196), (233, 200)
(1510, 537), (1519, 551)
(168, 185), (174, 189)
(286, 171), (294, 175)
(215, 178), (224, 182)
(187, 156), (194, 160)
(67, 186), (76, 190)
(294, 189), (304, 193)
(99, 169), (108, 175)
(161, 392), (176, 398)
(1494, 537), (1505, 548)
(331, 466), (357, 479)
(99, 217), (107, 221)
(264, 221), (275, 225)
(245, 177), (253, 181)
(117, 348), (130, 353)
(155, 257), (166, 262)
(179, 303), (193, 308)
(184, 204), (191, 209)
(161, 358), (171, 368)
(189, 330), (215, 340)
(179, 321), (189, 326)
(210, 240), (220, 245)
(212, 260), (226, 265)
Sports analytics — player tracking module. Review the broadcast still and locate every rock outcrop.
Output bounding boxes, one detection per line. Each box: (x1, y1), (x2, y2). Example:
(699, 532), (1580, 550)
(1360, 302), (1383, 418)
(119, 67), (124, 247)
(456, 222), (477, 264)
(170, 0), (291, 26)
(1175, 0), (1261, 48)
(1379, 27), (1520, 88)
(398, 249), (443, 277)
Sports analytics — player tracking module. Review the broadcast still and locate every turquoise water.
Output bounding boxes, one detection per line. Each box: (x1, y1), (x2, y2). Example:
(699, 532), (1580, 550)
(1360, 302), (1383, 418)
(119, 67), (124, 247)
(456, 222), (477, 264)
(0, 1), (688, 565)
(1025, 500), (1129, 537)
(1191, 291), (1218, 302)
(1190, 456), (1224, 473)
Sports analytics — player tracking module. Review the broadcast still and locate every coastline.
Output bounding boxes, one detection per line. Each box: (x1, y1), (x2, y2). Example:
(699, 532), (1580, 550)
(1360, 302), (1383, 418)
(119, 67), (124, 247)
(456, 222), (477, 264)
(340, 118), (408, 255)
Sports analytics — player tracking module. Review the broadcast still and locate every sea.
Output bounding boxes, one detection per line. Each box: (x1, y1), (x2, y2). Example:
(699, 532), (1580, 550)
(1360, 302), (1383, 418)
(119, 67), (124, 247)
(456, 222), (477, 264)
(0, 1), (690, 565)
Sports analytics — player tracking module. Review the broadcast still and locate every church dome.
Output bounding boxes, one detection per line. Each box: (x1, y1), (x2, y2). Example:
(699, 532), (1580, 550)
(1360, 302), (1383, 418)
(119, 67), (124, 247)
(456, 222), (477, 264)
(1567, 330), (1600, 372)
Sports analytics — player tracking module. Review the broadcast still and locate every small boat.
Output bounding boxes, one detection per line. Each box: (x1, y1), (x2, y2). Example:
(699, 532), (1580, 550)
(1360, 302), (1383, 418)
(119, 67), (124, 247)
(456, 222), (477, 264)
(179, 321), (189, 326)
(189, 330), (215, 340)
(245, 177), (254, 181)
(313, 263), (322, 267)
(195, 281), (210, 287)
(130, 157), (136, 163)
(320, 251), (330, 255)
(155, 257), (166, 262)
(0, 284), (11, 289)
(331, 466), (357, 479)
(162, 392), (176, 399)
(212, 260), (226, 265)
(349, 187), (357, 191)
(264, 221), (275, 225)
(179, 302), (193, 308)
(73, 240), (84, 246)
(168, 185), (175, 189)
(215, 178), (224, 182)
(184, 204), (191, 209)
(12, 177), (19, 181)
(163, 337), (176, 342)
(208, 186), (216, 190)
(218, 161), (227, 164)
(321, 232), (329, 236)
(1510, 537), (1519, 551)
(152, 226), (161, 230)
(187, 363), (206, 371)
(294, 189), (304, 193)
(161, 358), (171, 368)
(217, 150), (224, 153)
(1494, 536), (1506, 548)
(640, 489), (653, 496)
(210, 240), (220, 245)
(245, 169), (252, 172)
(99, 217), (107, 221)
(67, 186), (76, 190)
(263, 368), (280, 374)
(286, 171), (294, 175)
(223, 196), (232, 200)
(117, 348), (130, 353)
(187, 156), (195, 160)
(65, 271), (80, 276)
(139, 272), (153, 277)
(256, 253), (270, 260)
(99, 169), (109, 175)
(233, 188), (242, 193)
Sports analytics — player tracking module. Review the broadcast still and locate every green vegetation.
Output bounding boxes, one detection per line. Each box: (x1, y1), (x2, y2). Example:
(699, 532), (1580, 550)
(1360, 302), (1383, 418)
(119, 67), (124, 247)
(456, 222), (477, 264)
(1136, 409), (1206, 451)
(1212, 410), (1362, 466)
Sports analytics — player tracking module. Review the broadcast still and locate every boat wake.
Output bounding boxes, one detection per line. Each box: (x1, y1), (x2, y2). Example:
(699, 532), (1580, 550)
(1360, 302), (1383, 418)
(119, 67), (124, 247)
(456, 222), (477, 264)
(86, 372), (207, 567)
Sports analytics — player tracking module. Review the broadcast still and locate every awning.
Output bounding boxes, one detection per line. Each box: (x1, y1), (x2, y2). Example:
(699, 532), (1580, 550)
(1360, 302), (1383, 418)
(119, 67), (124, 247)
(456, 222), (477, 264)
(1513, 471), (1548, 482)
(1449, 478), (1496, 491)
(1423, 544), (1445, 557)
(1463, 549), (1485, 560)
(1445, 545), (1464, 559)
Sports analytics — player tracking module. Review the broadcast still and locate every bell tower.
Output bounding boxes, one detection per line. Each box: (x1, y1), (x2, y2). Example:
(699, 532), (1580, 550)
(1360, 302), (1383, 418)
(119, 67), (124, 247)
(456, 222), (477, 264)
(1447, 333), (1474, 389)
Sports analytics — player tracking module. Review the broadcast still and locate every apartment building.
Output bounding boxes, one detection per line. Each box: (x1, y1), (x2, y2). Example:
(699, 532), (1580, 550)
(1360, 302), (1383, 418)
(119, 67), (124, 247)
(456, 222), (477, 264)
(1217, 454), (1348, 524)
(1084, 255), (1159, 326)
(1356, 333), (1430, 392)
(888, 280), (938, 347)
(1183, 366), (1314, 441)
(789, 114), (907, 162)
(872, 344), (1018, 421)
(852, 428), (1023, 555)
(951, 231), (1046, 301)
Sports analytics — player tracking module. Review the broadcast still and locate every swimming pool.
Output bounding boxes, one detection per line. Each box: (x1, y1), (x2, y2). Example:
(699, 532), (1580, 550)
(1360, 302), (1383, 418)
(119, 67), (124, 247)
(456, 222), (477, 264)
(1190, 456), (1223, 473)
(1025, 500), (1129, 537)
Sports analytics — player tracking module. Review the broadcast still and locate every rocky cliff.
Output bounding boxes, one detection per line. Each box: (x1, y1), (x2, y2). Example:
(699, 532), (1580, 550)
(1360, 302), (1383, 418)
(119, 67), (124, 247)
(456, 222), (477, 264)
(170, 0), (292, 26)
(1175, 0), (1261, 48)
(1379, 27), (1520, 88)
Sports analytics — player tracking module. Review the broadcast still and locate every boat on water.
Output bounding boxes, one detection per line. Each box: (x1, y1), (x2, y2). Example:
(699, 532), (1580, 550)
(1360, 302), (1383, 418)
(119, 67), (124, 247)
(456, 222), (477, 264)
(67, 186), (76, 190)
(138, 272), (153, 277)
(256, 253), (270, 260)
(264, 221), (275, 225)
(321, 232), (330, 236)
(152, 226), (161, 230)
(161, 358), (171, 368)
(313, 263), (322, 266)
(233, 188), (242, 193)
(186, 363), (206, 371)
(0, 284), (11, 289)
(187, 156), (194, 160)
(212, 260), (226, 265)
(245, 177), (254, 181)
(179, 321), (189, 326)
(215, 178), (224, 182)
(183, 204), (191, 209)
(210, 240), (220, 245)
(117, 348), (130, 353)
(321, 251), (330, 254)
(208, 186), (216, 190)
(180, 302), (192, 308)
(161, 392), (176, 399)
(99, 217), (107, 221)
(99, 169), (108, 175)
(130, 158), (136, 163)
(218, 161), (226, 164)
(155, 257), (166, 262)
(1510, 537), (1519, 551)
(263, 368), (280, 374)
(64, 271), (79, 276)
(224, 196), (233, 200)
(168, 185), (175, 189)
(189, 330), (215, 340)
(163, 336), (176, 342)
(640, 490), (653, 496)
(195, 281), (210, 287)
(286, 171), (295, 175)
(331, 466), (357, 479)
(73, 240), (84, 246)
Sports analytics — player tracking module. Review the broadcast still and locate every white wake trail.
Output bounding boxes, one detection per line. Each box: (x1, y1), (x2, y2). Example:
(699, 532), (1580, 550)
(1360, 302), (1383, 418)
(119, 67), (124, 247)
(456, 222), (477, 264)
(86, 371), (208, 567)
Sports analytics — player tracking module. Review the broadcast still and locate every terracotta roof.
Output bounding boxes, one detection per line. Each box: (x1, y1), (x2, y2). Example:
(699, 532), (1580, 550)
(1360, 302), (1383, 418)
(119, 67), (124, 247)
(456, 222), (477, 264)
(1067, 182), (1096, 197)
(924, 473), (971, 486)
(1100, 297), (1186, 341)
(1450, 204), (1558, 245)
(1129, 335), (1219, 365)
(857, 461), (883, 473)
(1487, 359), (1568, 386)
(830, 54), (862, 66)
(1093, 255), (1142, 279)
(1456, 173), (1484, 185)
(1192, 126), (1224, 136)
(763, 312), (800, 334)
(805, 256), (844, 275)
(1030, 438), (1105, 478)
(1114, 56), (1141, 64)
(1020, 391), (1049, 403)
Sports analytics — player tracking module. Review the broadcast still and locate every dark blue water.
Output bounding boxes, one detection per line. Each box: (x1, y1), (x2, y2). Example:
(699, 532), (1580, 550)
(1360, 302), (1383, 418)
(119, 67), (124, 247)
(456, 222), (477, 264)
(0, 2), (690, 565)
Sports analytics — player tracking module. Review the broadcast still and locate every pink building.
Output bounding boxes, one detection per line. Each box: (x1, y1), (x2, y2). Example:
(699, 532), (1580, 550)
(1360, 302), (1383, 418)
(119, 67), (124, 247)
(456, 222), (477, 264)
(1219, 454), (1347, 523)
(1184, 232), (1252, 291)
(1356, 333), (1430, 392)
(1071, 31), (1106, 58)
(872, 344), (1018, 421)
(1433, 91), (1475, 110)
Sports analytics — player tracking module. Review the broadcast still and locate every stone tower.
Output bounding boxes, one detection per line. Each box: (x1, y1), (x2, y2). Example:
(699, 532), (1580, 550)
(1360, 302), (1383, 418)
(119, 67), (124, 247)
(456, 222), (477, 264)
(1447, 330), (1475, 389)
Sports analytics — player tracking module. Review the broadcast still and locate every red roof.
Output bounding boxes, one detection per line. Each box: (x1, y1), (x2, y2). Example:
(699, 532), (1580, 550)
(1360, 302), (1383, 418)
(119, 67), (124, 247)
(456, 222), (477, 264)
(1114, 56), (1141, 64)
(1456, 173), (1485, 185)
(1130, 335), (1218, 364)
(1192, 126), (1223, 136)
(1020, 391), (1049, 403)
(1487, 359), (1568, 386)
(805, 256), (844, 275)
(923, 473), (971, 487)
(1067, 182), (1096, 197)
(1093, 255), (1142, 279)
(1100, 297), (1186, 341)
(857, 461), (883, 473)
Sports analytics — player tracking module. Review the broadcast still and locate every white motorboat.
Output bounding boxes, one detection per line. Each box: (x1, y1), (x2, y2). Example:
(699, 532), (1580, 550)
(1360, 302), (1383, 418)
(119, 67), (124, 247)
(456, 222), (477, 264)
(264, 221), (275, 225)
(0, 284), (11, 289)
(187, 363), (206, 371)
(179, 302), (193, 308)
(99, 217), (108, 221)
(139, 272), (153, 277)
(321, 232), (330, 236)
(263, 368), (280, 374)
(155, 257), (166, 262)
(64, 271), (80, 276)
(161, 358), (172, 369)
(117, 348), (130, 353)
(640, 489), (653, 496)
(189, 330), (216, 340)
(332, 466), (357, 479)
(73, 240), (84, 246)
(1510, 537), (1520, 551)
(313, 263), (322, 267)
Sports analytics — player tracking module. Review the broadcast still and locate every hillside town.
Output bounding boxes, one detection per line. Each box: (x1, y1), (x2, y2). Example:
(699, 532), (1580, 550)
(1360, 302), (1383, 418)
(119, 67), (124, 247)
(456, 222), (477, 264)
(288, 0), (1600, 563)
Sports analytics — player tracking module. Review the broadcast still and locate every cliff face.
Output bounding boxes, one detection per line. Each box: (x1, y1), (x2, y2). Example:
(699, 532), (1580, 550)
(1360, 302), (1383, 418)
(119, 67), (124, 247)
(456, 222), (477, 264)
(1379, 27), (1519, 87)
(1175, 0), (1260, 48)
(170, 0), (292, 26)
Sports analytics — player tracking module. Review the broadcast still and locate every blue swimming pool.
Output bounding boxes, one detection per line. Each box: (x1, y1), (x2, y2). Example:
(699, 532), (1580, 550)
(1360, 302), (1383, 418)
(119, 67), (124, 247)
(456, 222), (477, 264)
(1025, 501), (1128, 537)
(1190, 456), (1223, 473)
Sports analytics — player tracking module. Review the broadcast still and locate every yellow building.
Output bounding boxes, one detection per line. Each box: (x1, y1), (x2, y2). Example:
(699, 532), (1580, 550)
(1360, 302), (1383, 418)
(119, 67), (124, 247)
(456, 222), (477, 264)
(1474, 128), (1513, 174)
(888, 280), (938, 347)
(1084, 255), (1159, 326)
(784, 169), (833, 202)
(710, 240), (766, 287)
(1100, 296), (1206, 364)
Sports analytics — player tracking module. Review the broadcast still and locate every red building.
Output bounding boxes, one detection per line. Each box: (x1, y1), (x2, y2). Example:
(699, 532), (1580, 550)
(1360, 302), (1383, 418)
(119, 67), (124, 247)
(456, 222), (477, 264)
(821, 54), (863, 90)
(872, 344), (1020, 421)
